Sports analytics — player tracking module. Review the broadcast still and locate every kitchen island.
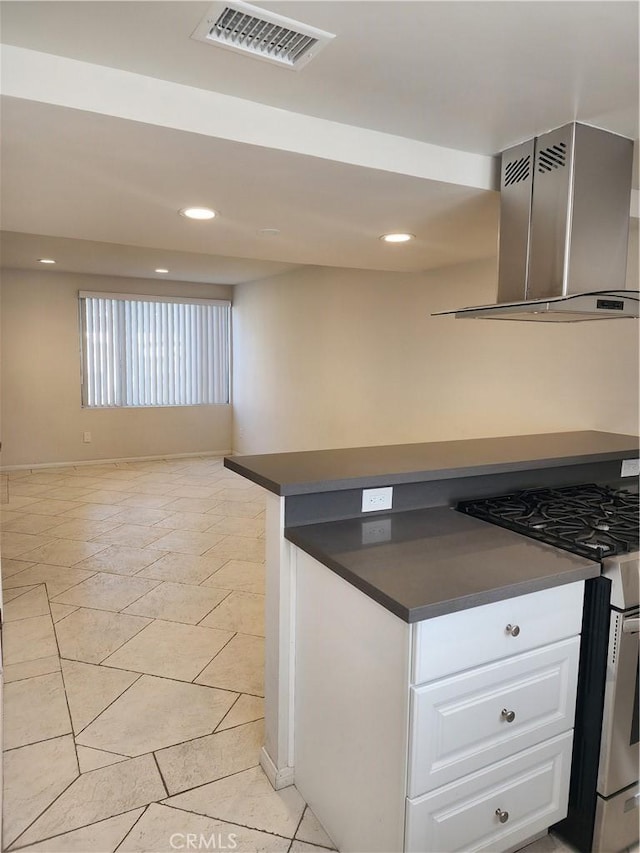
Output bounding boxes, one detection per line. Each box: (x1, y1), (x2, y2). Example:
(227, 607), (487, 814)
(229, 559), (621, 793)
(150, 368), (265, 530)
(225, 430), (638, 851)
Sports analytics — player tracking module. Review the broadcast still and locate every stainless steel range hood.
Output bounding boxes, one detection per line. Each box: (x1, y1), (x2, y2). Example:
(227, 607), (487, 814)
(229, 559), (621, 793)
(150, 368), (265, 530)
(435, 122), (639, 322)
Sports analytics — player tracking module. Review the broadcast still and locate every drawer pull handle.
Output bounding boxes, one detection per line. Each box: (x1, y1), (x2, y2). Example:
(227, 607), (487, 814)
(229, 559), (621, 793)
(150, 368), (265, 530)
(505, 623), (520, 637)
(495, 809), (509, 824)
(501, 708), (516, 723)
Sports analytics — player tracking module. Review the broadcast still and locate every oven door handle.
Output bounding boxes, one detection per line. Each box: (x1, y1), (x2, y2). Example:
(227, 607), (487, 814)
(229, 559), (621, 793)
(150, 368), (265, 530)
(622, 617), (640, 634)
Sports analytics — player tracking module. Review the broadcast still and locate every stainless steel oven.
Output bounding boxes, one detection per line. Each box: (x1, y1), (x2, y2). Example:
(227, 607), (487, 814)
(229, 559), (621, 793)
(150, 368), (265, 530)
(592, 554), (639, 852)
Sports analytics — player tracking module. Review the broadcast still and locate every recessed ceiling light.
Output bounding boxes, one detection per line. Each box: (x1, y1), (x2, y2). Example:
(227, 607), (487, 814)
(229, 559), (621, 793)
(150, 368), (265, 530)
(380, 233), (415, 243)
(258, 228), (281, 237)
(38, 258), (56, 264)
(155, 268), (169, 274)
(179, 207), (217, 220)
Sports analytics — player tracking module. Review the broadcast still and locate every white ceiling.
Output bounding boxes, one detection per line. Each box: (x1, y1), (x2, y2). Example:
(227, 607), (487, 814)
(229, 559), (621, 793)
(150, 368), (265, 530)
(2, 1), (638, 152)
(0, 1), (638, 284)
(0, 231), (302, 284)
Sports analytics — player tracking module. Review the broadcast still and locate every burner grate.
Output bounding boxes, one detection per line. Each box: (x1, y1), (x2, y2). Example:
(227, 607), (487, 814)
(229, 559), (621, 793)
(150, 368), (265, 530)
(459, 484), (639, 561)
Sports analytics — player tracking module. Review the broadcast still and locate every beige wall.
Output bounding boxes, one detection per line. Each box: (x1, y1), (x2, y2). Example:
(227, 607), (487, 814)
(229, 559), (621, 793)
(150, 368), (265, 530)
(0, 269), (233, 467)
(232, 256), (639, 454)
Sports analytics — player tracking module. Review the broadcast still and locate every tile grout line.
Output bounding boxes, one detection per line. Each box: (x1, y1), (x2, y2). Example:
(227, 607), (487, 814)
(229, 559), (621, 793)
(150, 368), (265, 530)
(211, 692), (243, 733)
(93, 614), (156, 665)
(63, 652), (255, 700)
(157, 760), (264, 802)
(48, 600), (148, 619)
(112, 805), (151, 853)
(120, 607), (235, 626)
(86, 529), (172, 550)
(1, 583), (46, 608)
(197, 556), (265, 588)
(52, 573), (162, 612)
(2, 656), (61, 684)
(214, 712), (265, 734)
(225, 628), (265, 639)
(12, 539), (112, 566)
(288, 804), (309, 853)
(74, 549), (170, 578)
(75, 713), (265, 759)
(2, 730), (74, 755)
(45, 521), (127, 543)
(50, 605), (80, 626)
(48, 590), (82, 780)
(58, 653), (250, 696)
(293, 806), (336, 852)
(190, 630), (239, 684)
(73, 670), (145, 740)
(3, 570), (98, 599)
(62, 639), (267, 696)
(159, 801), (299, 843)
(10, 804), (151, 853)
(194, 588), (235, 625)
(1, 584), (38, 599)
(197, 556), (235, 585)
(77, 745), (131, 761)
(152, 752), (171, 799)
(1, 517), (69, 536)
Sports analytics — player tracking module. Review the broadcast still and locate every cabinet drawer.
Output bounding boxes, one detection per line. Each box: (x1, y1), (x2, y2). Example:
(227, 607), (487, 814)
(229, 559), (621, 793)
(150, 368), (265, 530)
(412, 581), (584, 685)
(405, 731), (573, 853)
(408, 637), (579, 797)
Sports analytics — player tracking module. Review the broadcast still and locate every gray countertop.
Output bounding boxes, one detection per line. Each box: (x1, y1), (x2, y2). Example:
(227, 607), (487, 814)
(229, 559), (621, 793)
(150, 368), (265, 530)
(225, 431), (638, 496)
(285, 506), (601, 622)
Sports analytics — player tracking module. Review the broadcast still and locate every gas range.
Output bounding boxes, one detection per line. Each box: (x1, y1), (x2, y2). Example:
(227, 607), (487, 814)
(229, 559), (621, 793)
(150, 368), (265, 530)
(458, 482), (639, 562)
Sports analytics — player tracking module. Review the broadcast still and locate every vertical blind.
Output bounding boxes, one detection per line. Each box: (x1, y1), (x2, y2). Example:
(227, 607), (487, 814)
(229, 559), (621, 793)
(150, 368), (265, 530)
(80, 293), (230, 407)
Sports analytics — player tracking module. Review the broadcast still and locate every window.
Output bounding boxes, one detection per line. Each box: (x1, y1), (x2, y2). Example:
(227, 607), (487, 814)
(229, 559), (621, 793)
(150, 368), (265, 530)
(79, 292), (230, 408)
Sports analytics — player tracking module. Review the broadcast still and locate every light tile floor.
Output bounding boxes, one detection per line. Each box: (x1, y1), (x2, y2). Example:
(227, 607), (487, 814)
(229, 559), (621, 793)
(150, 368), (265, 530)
(2, 457), (636, 853)
(1, 456), (335, 853)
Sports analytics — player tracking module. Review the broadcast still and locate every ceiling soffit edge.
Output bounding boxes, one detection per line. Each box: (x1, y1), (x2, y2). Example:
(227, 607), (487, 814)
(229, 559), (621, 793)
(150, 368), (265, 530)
(0, 45), (497, 192)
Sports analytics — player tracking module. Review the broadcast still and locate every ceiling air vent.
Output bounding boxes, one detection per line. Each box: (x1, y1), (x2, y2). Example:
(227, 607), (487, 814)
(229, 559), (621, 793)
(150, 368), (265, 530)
(191, 1), (336, 70)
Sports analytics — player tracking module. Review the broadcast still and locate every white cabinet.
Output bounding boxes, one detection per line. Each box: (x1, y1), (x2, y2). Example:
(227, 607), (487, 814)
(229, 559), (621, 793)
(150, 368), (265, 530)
(412, 583), (584, 684)
(408, 637), (580, 796)
(292, 545), (585, 853)
(405, 732), (573, 853)
(406, 582), (584, 853)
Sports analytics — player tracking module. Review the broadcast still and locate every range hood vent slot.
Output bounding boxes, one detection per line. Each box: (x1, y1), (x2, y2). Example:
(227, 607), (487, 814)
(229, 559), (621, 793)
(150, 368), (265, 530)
(537, 141), (567, 173)
(504, 155), (531, 186)
(191, 1), (336, 70)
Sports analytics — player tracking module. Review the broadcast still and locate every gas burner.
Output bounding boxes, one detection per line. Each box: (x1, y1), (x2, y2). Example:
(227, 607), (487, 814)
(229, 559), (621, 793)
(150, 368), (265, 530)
(458, 483), (639, 561)
(575, 533), (615, 555)
(531, 520), (549, 530)
(522, 512), (548, 526)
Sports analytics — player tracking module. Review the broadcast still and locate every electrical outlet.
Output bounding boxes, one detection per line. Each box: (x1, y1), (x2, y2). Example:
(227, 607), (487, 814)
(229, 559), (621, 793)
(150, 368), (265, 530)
(361, 486), (393, 512)
(621, 458), (640, 477)
(83, 431), (92, 443)
(361, 518), (392, 545)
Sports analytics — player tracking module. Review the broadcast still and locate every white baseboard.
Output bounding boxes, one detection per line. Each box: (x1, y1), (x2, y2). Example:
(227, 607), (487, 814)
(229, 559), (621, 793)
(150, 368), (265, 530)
(259, 746), (295, 791)
(0, 449), (232, 473)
